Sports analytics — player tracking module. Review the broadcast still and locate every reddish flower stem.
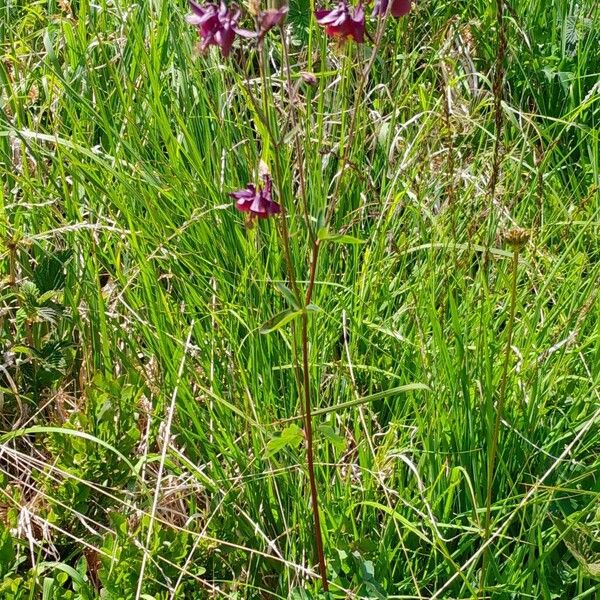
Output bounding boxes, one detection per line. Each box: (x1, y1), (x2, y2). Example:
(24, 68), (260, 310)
(295, 14), (392, 587)
(253, 41), (328, 587)
(277, 28), (329, 588)
(301, 309), (329, 591)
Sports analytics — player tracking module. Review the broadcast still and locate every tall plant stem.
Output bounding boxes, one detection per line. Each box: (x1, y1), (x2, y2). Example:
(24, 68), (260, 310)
(7, 238), (17, 289)
(279, 27), (315, 244)
(300, 187), (329, 586)
(488, 0), (506, 205)
(326, 10), (390, 224)
(253, 47), (302, 303)
(277, 28), (328, 588)
(254, 40), (327, 587)
(290, 21), (392, 588)
(303, 9), (391, 313)
(481, 240), (521, 591)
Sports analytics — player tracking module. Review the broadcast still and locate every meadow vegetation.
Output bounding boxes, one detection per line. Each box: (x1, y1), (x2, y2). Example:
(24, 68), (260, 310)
(0, 0), (599, 597)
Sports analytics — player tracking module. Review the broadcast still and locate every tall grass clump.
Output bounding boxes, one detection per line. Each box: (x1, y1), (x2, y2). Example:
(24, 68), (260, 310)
(0, 0), (599, 598)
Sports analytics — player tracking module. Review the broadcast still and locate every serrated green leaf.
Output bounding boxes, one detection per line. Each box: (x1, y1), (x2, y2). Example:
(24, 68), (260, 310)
(37, 290), (59, 305)
(33, 250), (72, 293)
(11, 345), (31, 355)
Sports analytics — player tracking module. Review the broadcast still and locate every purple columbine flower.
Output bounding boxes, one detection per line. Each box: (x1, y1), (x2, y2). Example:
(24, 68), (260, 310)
(372, 0), (412, 18)
(315, 1), (365, 43)
(186, 0), (254, 57)
(231, 174), (281, 219)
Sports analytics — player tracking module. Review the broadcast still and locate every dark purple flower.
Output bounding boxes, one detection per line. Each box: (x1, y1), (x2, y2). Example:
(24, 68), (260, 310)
(372, 0), (412, 18)
(315, 2), (365, 43)
(186, 0), (253, 57)
(231, 174), (281, 219)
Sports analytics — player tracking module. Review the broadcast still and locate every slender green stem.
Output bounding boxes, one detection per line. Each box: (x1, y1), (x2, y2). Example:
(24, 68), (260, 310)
(7, 238), (17, 289)
(484, 0), (507, 271)
(488, 0), (507, 208)
(279, 27), (315, 245)
(481, 243), (520, 592)
(326, 11), (390, 224)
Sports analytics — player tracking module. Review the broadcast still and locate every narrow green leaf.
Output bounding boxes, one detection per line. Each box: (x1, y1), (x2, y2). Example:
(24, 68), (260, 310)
(1, 427), (139, 482)
(279, 383), (430, 422)
(260, 308), (302, 334)
(317, 228), (365, 244)
(275, 282), (300, 309)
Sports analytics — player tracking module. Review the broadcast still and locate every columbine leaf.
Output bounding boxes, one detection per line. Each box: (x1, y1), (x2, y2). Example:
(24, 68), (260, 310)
(19, 280), (40, 305)
(318, 424), (346, 452)
(33, 250), (72, 293)
(37, 305), (61, 324)
(267, 424), (304, 457)
(37, 290), (59, 305)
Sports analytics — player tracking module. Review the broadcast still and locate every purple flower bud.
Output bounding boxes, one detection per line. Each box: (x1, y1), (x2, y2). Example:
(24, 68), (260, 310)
(230, 174), (281, 219)
(300, 71), (318, 86)
(258, 6), (288, 39)
(315, 1), (365, 43)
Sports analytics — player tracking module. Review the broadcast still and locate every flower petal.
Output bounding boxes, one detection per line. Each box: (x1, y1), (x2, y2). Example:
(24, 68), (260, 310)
(188, 0), (207, 15)
(234, 27), (259, 38)
(186, 13), (204, 24)
(267, 200), (281, 215)
(316, 2), (365, 42)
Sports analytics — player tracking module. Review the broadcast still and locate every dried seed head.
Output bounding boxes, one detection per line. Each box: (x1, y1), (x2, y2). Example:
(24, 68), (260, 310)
(248, 0), (261, 16)
(59, 0), (72, 15)
(504, 226), (530, 249)
(28, 85), (39, 104)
